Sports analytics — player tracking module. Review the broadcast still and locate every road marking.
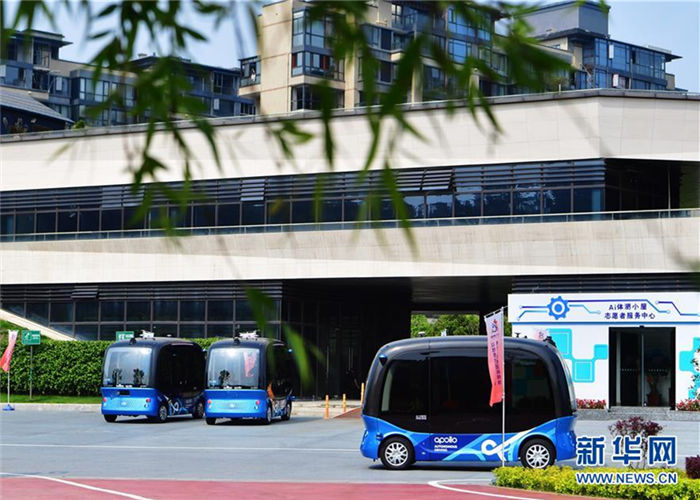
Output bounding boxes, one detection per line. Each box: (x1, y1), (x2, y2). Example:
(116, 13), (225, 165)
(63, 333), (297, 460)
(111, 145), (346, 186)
(0, 472), (154, 500)
(0, 443), (356, 453)
(427, 480), (552, 499)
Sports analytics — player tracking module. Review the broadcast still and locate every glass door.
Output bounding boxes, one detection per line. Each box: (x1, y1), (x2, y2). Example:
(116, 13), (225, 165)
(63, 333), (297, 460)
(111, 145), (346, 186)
(609, 327), (675, 407)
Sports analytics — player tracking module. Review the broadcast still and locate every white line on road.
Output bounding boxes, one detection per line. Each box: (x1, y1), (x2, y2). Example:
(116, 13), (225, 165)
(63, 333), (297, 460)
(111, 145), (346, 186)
(0, 472), (154, 500)
(428, 479), (551, 499)
(1, 443), (357, 453)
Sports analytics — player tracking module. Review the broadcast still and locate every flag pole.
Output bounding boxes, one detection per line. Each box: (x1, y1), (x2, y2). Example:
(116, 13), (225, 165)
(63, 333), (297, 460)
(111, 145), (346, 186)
(4, 370), (13, 411)
(501, 306), (505, 467)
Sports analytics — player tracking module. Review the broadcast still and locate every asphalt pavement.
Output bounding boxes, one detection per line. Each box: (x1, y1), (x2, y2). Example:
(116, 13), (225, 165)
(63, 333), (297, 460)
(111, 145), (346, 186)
(1, 410), (698, 499)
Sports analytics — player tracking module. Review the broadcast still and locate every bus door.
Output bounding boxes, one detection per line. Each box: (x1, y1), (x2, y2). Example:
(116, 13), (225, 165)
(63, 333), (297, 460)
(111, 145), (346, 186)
(267, 344), (293, 414)
(428, 348), (502, 462)
(377, 351), (432, 460)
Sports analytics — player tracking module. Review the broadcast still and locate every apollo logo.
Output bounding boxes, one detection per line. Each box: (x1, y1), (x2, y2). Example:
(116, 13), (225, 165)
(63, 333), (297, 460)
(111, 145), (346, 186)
(434, 436), (458, 445)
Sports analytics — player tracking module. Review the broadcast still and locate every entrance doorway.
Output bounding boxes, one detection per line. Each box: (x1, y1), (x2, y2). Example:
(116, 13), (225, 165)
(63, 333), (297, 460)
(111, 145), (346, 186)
(609, 327), (675, 407)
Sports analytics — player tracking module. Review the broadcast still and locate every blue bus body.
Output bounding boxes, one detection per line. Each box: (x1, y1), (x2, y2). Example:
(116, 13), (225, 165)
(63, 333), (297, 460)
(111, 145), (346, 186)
(360, 336), (577, 469)
(101, 338), (205, 422)
(204, 337), (295, 424)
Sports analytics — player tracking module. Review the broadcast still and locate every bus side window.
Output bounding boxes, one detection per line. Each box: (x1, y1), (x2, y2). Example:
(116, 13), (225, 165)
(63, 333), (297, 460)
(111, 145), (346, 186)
(379, 357), (429, 432)
(509, 353), (556, 431)
(430, 354), (501, 435)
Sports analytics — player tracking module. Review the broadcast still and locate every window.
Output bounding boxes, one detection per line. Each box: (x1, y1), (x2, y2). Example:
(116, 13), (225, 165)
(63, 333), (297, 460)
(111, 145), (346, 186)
(513, 191), (540, 215)
(447, 7), (474, 37)
(57, 211), (78, 232)
(241, 201), (264, 225)
(455, 193), (480, 217)
(543, 189), (571, 213)
(153, 300), (178, 321)
(448, 39), (469, 63)
(427, 194), (453, 218)
(574, 188), (603, 213)
(79, 210), (99, 232)
(208, 301), (233, 322)
(380, 357), (429, 431)
(101, 208), (122, 231)
(76, 302), (99, 322)
(193, 205), (216, 227)
(50, 303), (74, 323)
(431, 354), (501, 434)
(292, 10), (333, 49)
(217, 204), (240, 226)
(27, 303), (49, 324)
(291, 85), (344, 111)
(123, 207), (145, 230)
(483, 192), (511, 216)
(180, 301), (205, 322)
(1, 214), (14, 236)
(404, 195), (425, 219)
(101, 301), (125, 322)
(126, 302), (150, 322)
(15, 212), (34, 234)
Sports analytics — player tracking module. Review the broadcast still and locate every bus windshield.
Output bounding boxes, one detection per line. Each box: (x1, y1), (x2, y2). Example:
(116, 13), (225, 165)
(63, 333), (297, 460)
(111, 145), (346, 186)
(103, 347), (152, 387)
(207, 348), (260, 389)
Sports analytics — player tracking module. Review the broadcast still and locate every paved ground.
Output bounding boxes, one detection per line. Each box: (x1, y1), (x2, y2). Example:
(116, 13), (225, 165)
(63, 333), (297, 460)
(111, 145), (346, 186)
(1, 410), (698, 499)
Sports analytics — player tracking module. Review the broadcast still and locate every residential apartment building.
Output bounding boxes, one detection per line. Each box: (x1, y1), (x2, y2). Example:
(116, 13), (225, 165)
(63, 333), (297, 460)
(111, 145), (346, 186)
(0, 30), (255, 132)
(238, 0), (680, 115)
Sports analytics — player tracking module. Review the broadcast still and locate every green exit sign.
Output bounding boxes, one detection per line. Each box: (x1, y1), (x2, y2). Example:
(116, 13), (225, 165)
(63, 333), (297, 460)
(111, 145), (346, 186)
(116, 331), (135, 341)
(21, 330), (41, 346)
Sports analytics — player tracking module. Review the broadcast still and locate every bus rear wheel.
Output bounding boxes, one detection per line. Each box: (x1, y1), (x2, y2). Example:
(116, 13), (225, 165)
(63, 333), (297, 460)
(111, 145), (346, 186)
(281, 401), (292, 421)
(150, 404), (168, 423)
(205, 417), (217, 425)
(262, 404), (273, 425)
(379, 436), (414, 470)
(192, 401), (204, 420)
(520, 438), (555, 469)
(103, 414), (117, 423)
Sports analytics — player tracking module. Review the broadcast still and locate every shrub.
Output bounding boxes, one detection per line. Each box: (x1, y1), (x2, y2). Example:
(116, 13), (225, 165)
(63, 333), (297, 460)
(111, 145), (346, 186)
(687, 456), (700, 479)
(676, 398), (700, 411)
(0, 337), (224, 396)
(608, 416), (662, 467)
(577, 398), (606, 409)
(493, 466), (699, 500)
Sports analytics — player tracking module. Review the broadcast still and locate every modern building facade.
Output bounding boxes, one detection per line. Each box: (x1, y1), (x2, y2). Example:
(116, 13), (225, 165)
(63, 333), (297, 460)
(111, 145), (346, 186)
(1, 90), (698, 402)
(238, 0), (680, 115)
(0, 30), (255, 130)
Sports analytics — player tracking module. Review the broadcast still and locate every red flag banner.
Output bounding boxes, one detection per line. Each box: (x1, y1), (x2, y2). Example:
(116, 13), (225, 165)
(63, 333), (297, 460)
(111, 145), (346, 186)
(485, 311), (504, 407)
(1, 330), (18, 373)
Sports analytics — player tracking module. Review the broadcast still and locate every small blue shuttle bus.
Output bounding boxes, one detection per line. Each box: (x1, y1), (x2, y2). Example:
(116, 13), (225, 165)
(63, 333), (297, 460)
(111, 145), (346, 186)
(101, 336), (205, 423)
(360, 336), (577, 469)
(204, 334), (295, 425)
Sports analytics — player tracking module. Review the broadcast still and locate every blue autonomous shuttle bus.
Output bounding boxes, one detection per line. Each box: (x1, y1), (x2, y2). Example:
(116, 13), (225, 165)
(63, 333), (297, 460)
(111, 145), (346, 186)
(101, 336), (206, 423)
(204, 334), (295, 425)
(360, 336), (577, 469)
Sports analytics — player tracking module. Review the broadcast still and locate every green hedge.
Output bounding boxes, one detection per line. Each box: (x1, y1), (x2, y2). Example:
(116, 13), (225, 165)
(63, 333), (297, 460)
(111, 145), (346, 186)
(493, 466), (700, 500)
(0, 337), (223, 396)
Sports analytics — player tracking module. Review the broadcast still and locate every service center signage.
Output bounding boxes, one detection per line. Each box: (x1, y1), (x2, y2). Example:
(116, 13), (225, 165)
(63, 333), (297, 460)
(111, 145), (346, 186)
(508, 292), (700, 324)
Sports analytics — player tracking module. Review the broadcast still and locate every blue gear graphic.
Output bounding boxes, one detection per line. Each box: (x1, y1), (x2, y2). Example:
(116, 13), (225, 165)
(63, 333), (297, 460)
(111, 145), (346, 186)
(547, 296), (570, 320)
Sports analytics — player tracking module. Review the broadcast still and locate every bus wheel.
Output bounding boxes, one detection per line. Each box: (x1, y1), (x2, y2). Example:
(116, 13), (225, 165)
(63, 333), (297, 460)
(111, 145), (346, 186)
(520, 438), (555, 469)
(154, 404), (168, 423)
(379, 436), (414, 470)
(103, 414), (117, 423)
(263, 404), (273, 425)
(192, 401), (204, 420)
(205, 417), (217, 425)
(281, 401), (292, 421)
